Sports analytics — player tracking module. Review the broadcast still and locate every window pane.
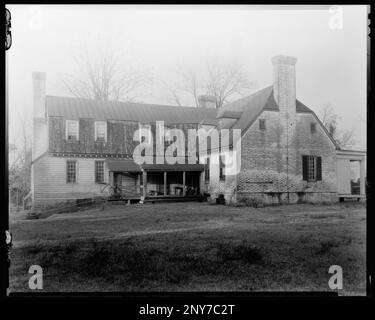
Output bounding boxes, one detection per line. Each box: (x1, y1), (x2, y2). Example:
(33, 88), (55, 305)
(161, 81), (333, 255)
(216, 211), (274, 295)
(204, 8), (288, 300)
(96, 122), (106, 141)
(67, 121), (78, 140)
(95, 161), (104, 183)
(307, 156), (316, 181)
(67, 161), (76, 183)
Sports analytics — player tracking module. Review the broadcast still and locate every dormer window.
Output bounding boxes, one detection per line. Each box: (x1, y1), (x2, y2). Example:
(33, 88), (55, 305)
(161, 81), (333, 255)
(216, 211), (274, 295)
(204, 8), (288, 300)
(95, 121), (107, 142)
(310, 123), (317, 134)
(259, 119), (266, 130)
(66, 120), (79, 141)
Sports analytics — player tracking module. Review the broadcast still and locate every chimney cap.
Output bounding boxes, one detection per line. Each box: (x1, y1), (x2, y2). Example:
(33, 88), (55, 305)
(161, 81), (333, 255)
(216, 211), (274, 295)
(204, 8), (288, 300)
(271, 55), (297, 66)
(32, 71), (46, 80)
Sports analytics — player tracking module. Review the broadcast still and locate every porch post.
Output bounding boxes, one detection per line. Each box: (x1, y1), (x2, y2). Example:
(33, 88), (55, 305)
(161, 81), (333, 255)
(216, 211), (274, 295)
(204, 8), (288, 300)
(182, 171), (186, 196)
(109, 171), (114, 186)
(142, 171), (147, 199)
(360, 158), (365, 195)
(164, 171), (167, 196)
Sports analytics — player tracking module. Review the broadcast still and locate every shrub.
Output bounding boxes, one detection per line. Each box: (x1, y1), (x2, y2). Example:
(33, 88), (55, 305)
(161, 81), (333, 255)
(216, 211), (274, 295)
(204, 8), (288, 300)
(237, 195), (264, 208)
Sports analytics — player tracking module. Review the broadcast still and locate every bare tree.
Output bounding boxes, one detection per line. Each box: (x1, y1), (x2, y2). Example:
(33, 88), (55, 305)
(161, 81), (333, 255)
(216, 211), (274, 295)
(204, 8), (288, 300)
(178, 70), (202, 107)
(166, 58), (256, 108)
(9, 115), (32, 210)
(204, 59), (255, 108)
(61, 48), (151, 102)
(319, 104), (356, 149)
(159, 80), (183, 106)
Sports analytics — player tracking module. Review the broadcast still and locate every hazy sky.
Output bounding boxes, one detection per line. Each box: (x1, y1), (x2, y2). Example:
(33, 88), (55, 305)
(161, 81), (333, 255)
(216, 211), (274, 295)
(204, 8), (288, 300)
(7, 5), (367, 150)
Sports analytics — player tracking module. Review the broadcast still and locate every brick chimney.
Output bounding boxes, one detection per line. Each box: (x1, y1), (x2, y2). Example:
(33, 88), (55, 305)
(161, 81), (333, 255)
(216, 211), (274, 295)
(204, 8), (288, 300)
(198, 95), (217, 108)
(32, 71), (48, 163)
(271, 55), (297, 116)
(32, 71), (47, 118)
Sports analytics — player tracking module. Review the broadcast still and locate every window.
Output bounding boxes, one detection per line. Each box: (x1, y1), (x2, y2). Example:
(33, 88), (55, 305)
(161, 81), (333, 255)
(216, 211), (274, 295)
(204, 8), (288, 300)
(95, 161), (105, 183)
(219, 155), (225, 181)
(310, 123), (317, 134)
(66, 160), (77, 183)
(205, 158), (210, 183)
(302, 155), (322, 182)
(95, 121), (107, 142)
(66, 120), (79, 141)
(259, 119), (266, 130)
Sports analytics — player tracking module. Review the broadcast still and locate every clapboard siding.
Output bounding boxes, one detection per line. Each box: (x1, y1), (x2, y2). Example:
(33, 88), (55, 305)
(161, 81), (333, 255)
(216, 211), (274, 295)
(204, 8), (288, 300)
(32, 155), (110, 206)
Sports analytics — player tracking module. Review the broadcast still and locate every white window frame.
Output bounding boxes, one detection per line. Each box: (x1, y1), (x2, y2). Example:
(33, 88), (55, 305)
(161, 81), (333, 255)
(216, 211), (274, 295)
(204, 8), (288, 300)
(66, 120), (79, 141)
(66, 160), (77, 183)
(95, 160), (105, 183)
(95, 121), (107, 142)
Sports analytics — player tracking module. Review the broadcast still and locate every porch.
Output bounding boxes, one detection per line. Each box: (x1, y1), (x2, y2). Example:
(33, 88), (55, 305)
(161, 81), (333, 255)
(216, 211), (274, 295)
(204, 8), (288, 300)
(106, 159), (204, 202)
(336, 150), (366, 201)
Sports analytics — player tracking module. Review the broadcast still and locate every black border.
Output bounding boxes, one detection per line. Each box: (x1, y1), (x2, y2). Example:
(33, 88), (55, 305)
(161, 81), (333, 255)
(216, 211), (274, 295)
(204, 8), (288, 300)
(1, 1), (374, 313)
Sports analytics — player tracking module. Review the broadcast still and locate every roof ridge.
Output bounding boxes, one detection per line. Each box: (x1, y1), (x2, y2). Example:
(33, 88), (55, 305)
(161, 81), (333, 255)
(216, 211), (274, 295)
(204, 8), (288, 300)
(221, 85), (273, 108)
(46, 94), (209, 111)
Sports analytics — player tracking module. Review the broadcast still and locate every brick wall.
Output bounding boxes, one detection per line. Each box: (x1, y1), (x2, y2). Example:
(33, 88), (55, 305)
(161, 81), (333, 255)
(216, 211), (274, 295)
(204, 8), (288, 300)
(237, 110), (337, 201)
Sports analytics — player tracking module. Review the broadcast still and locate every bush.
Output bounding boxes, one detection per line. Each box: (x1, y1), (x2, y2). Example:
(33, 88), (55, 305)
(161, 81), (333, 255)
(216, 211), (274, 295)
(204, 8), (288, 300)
(237, 195), (264, 208)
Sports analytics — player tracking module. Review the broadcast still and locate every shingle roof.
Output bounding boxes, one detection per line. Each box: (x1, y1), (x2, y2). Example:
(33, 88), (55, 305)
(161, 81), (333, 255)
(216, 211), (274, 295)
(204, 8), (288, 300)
(46, 96), (217, 125)
(218, 86), (315, 132)
(296, 99), (313, 113)
(46, 88), (315, 137)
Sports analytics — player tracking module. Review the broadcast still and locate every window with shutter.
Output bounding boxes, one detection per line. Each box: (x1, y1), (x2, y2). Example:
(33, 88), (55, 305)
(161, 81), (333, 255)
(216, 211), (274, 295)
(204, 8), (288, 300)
(302, 156), (308, 181)
(302, 155), (322, 182)
(316, 157), (322, 181)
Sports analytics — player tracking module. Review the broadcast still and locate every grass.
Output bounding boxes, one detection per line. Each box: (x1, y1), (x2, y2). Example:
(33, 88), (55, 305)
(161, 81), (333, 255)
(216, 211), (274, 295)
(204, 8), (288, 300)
(9, 201), (366, 294)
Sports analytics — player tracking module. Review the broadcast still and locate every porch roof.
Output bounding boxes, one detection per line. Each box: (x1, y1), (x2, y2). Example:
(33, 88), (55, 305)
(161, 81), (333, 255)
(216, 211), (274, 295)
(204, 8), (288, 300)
(142, 164), (205, 172)
(106, 159), (142, 172)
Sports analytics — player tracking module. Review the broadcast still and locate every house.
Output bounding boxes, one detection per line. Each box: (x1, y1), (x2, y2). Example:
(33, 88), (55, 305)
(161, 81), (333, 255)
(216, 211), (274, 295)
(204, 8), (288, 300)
(30, 55), (366, 209)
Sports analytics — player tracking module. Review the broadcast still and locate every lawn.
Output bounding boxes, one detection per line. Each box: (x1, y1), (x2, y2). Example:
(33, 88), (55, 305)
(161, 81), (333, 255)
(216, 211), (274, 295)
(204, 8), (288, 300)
(9, 201), (366, 295)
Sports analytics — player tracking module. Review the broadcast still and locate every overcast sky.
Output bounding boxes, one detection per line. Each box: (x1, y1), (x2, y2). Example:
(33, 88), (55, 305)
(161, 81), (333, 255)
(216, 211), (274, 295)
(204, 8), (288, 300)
(7, 5), (367, 150)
